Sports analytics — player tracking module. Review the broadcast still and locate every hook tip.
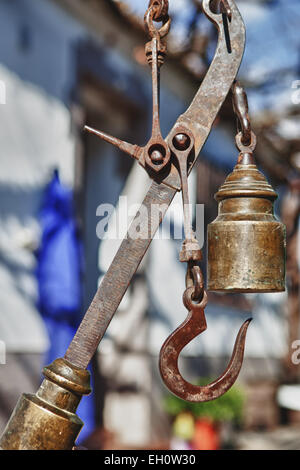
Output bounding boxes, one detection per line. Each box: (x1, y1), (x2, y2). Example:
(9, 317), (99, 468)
(84, 125), (94, 134)
(235, 317), (252, 348)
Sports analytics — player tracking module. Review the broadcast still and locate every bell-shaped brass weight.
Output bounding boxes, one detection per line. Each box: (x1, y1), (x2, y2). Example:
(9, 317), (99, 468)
(0, 358), (91, 450)
(207, 151), (286, 293)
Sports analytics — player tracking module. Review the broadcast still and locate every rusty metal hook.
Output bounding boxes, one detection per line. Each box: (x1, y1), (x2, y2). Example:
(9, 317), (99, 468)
(159, 287), (251, 402)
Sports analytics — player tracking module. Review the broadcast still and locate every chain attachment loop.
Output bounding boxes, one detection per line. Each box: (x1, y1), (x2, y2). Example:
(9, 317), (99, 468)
(144, 2), (171, 40)
(185, 262), (204, 303)
(235, 130), (257, 154)
(232, 80), (252, 147)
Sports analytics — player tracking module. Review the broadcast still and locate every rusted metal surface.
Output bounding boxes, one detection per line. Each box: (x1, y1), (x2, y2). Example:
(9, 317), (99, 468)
(159, 287), (251, 402)
(208, 82), (286, 292)
(160, 255), (251, 402)
(67, 0), (247, 373)
(0, 0), (253, 449)
(85, 0), (246, 190)
(163, 0), (245, 190)
(65, 181), (176, 369)
(232, 80), (252, 146)
(186, 263), (204, 302)
(144, 8), (171, 173)
(168, 127), (202, 261)
(86, 6), (172, 173)
(148, 0), (169, 22)
(220, 0), (232, 21)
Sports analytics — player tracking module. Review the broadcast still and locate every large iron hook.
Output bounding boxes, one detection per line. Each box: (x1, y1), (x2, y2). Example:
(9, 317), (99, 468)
(159, 287), (251, 402)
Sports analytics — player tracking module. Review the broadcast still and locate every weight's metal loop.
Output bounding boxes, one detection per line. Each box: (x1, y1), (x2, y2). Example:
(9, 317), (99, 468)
(235, 130), (257, 154)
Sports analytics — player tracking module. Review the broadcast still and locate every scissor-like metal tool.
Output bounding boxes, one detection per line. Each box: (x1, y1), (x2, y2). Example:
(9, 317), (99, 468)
(76, 0), (250, 400)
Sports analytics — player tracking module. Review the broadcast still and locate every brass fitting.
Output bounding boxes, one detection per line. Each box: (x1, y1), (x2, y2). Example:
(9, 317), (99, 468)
(207, 153), (286, 293)
(0, 358), (91, 450)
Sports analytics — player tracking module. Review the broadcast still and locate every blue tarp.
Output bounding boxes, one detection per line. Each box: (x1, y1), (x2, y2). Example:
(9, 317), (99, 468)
(36, 169), (94, 443)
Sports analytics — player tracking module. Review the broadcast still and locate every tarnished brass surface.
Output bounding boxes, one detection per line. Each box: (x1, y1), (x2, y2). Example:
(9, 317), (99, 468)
(207, 153), (286, 292)
(0, 358), (91, 450)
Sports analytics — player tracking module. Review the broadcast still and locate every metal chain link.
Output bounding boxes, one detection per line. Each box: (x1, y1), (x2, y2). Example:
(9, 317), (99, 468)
(185, 262), (204, 303)
(232, 80), (252, 147)
(148, 0), (169, 22)
(144, 1), (171, 40)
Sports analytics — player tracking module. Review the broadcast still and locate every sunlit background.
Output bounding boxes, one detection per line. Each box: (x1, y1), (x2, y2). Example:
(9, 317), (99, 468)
(0, 0), (299, 450)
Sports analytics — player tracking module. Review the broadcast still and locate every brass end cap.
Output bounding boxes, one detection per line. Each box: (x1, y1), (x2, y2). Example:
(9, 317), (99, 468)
(215, 153), (277, 202)
(43, 358), (91, 396)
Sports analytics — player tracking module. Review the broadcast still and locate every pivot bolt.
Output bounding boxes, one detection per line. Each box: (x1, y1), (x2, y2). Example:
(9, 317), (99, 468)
(173, 133), (190, 151)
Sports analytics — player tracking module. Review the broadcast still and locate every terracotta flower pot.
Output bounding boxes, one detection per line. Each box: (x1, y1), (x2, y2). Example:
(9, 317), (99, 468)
(191, 418), (220, 450)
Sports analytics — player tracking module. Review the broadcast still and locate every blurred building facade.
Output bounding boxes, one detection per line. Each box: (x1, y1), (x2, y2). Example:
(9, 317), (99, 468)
(0, 0), (298, 449)
(0, 0), (196, 447)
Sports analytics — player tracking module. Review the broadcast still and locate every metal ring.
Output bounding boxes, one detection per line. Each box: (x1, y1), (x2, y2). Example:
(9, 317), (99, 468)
(183, 287), (208, 311)
(235, 130), (257, 154)
(148, 0), (169, 22)
(192, 266), (204, 302)
(232, 81), (252, 147)
(144, 7), (171, 39)
(185, 265), (204, 303)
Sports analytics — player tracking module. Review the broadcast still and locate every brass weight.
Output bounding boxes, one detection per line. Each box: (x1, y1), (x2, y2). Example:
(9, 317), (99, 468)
(207, 147), (286, 293)
(0, 358), (91, 450)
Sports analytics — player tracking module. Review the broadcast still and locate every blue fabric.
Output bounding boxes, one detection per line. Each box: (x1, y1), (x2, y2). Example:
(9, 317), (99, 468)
(37, 170), (95, 443)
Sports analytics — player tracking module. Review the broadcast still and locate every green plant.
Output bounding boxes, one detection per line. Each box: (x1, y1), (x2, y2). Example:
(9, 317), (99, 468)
(163, 378), (245, 425)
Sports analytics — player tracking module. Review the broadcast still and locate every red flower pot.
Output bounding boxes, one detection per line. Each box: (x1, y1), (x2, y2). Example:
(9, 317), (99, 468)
(191, 419), (220, 450)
